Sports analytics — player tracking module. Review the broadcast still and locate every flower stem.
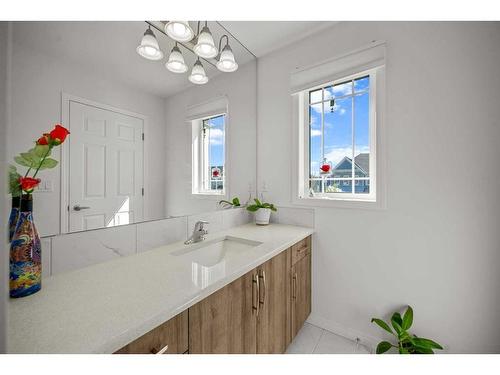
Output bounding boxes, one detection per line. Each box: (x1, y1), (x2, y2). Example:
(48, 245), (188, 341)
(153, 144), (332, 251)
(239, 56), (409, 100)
(32, 147), (52, 178)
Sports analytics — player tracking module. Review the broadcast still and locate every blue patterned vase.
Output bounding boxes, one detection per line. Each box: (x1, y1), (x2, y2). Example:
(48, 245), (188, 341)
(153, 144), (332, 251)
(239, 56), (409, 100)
(10, 194), (42, 298)
(8, 196), (20, 242)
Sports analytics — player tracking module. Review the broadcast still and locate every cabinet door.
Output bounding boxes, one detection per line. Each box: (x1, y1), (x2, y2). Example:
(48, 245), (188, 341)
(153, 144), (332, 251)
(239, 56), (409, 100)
(291, 252), (311, 339)
(189, 269), (258, 353)
(115, 310), (188, 354)
(256, 249), (291, 353)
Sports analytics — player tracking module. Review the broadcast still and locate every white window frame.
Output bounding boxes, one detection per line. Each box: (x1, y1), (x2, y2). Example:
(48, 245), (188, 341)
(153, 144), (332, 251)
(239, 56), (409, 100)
(192, 113), (227, 197)
(291, 59), (386, 210)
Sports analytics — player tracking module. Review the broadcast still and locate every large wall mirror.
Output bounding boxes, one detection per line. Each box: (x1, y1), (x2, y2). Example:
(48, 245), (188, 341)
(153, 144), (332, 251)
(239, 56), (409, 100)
(7, 21), (257, 236)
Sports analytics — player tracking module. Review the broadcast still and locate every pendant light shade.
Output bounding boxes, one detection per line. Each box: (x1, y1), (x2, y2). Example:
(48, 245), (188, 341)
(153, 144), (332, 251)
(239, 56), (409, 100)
(165, 21), (194, 42)
(136, 27), (164, 61)
(166, 44), (188, 73)
(193, 25), (218, 59)
(189, 59), (209, 85)
(217, 44), (238, 72)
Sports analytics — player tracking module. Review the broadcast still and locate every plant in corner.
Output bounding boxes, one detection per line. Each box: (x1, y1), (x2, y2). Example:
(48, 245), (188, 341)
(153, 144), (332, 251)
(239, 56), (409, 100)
(246, 198), (277, 226)
(218, 197), (241, 209)
(371, 305), (443, 354)
(8, 124), (70, 298)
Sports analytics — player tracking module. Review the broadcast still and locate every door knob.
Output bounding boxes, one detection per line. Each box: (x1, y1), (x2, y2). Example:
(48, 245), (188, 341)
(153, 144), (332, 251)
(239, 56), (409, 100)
(73, 205), (91, 211)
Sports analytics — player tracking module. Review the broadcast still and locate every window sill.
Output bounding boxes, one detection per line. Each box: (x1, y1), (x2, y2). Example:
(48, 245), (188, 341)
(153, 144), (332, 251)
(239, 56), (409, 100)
(292, 195), (386, 210)
(192, 192), (226, 201)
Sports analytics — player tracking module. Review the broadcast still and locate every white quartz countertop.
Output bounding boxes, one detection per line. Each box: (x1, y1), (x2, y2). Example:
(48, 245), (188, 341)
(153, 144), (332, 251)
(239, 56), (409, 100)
(8, 223), (313, 353)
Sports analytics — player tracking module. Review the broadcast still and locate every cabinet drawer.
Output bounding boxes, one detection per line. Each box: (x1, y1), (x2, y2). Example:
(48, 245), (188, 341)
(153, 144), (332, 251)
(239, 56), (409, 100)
(291, 236), (311, 266)
(115, 310), (188, 354)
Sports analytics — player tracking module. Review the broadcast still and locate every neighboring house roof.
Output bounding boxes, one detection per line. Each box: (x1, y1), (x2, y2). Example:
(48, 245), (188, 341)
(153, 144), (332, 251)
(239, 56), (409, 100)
(332, 153), (369, 176)
(354, 153), (369, 175)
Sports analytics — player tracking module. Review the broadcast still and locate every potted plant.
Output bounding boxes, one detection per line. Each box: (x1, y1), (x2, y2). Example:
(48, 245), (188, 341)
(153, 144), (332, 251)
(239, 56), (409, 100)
(246, 198), (277, 225)
(371, 305), (443, 354)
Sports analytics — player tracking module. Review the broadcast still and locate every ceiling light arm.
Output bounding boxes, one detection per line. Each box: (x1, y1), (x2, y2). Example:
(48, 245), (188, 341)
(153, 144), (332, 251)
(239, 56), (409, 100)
(218, 34), (229, 52)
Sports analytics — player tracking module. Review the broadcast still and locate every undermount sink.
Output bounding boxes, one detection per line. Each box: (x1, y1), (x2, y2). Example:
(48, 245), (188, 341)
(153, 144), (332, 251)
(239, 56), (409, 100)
(171, 236), (262, 267)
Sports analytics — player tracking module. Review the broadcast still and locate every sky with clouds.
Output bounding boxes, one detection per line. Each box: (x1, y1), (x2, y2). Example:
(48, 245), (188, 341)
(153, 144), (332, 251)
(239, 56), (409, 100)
(207, 114), (225, 168)
(310, 76), (370, 177)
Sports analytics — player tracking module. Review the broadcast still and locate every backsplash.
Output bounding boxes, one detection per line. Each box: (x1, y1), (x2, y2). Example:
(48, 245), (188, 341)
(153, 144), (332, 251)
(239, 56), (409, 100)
(41, 208), (252, 277)
(40, 206), (315, 278)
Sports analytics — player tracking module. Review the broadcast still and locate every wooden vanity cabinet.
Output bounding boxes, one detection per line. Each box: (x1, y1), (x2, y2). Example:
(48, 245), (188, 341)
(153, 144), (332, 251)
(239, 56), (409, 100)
(256, 249), (292, 353)
(115, 310), (188, 354)
(115, 236), (311, 354)
(291, 236), (312, 340)
(188, 269), (257, 353)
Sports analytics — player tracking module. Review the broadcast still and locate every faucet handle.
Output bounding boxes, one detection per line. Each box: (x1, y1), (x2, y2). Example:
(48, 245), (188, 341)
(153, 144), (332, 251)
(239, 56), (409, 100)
(195, 220), (209, 231)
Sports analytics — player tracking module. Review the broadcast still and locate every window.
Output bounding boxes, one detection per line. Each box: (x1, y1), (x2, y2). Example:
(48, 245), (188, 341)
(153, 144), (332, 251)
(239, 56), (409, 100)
(299, 70), (378, 203)
(192, 114), (226, 195)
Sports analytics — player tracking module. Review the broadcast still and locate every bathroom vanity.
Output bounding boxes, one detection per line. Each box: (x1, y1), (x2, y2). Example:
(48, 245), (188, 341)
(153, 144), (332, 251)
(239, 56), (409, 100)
(8, 224), (313, 354)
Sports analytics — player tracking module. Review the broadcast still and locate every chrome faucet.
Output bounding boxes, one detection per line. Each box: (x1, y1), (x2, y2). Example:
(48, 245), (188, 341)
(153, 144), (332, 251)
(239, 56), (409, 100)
(185, 220), (209, 245)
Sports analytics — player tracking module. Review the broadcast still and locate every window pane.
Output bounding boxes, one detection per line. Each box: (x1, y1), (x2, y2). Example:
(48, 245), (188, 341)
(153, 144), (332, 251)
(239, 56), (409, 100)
(309, 104), (322, 178)
(324, 97), (352, 193)
(309, 88), (322, 103)
(355, 179), (370, 194)
(354, 90), (370, 194)
(354, 76), (369, 92)
(207, 115), (224, 191)
(325, 80), (352, 100)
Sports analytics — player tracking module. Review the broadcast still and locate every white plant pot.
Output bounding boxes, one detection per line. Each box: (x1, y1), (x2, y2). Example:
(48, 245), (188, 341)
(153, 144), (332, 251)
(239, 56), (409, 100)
(255, 208), (271, 225)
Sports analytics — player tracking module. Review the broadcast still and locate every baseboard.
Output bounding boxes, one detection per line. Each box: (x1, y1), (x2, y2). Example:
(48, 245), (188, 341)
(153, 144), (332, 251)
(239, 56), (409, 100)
(306, 313), (380, 353)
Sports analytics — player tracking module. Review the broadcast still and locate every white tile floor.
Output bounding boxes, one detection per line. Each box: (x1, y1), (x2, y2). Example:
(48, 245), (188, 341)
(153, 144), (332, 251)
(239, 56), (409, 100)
(286, 323), (372, 354)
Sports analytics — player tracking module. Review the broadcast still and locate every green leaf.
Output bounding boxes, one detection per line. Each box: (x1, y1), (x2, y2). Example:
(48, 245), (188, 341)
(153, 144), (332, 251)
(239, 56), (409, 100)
(254, 198), (262, 206)
(375, 341), (392, 354)
(371, 318), (394, 335)
(14, 155), (32, 167)
(413, 337), (443, 350)
(8, 165), (21, 197)
(33, 144), (50, 158)
(232, 197), (240, 206)
(246, 205), (260, 212)
(402, 306), (413, 330)
(413, 346), (434, 354)
(391, 315), (403, 336)
(21, 151), (40, 164)
(38, 158), (58, 170)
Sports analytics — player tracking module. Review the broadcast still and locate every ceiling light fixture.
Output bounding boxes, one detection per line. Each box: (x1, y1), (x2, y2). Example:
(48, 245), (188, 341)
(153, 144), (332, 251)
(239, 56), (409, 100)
(164, 21), (194, 42)
(189, 58), (209, 85)
(166, 43), (188, 73)
(193, 22), (218, 59)
(136, 26), (164, 61)
(216, 35), (238, 72)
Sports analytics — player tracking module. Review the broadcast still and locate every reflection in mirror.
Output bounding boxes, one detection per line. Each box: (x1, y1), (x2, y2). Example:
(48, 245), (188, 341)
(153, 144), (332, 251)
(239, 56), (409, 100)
(6, 21), (257, 236)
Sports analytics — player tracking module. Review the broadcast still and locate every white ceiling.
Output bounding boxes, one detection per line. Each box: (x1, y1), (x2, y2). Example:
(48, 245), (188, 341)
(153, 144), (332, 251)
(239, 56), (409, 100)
(12, 21), (336, 98)
(220, 21), (336, 57)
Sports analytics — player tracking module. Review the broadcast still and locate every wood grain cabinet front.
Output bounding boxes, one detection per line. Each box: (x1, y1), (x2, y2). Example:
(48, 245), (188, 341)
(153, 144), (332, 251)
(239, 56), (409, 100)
(115, 310), (188, 354)
(188, 269), (257, 354)
(115, 236), (311, 354)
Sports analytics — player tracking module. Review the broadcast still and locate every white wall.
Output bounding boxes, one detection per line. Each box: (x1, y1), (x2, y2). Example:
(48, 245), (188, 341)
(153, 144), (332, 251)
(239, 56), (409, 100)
(0, 21), (11, 354)
(257, 22), (500, 353)
(164, 61), (257, 216)
(7, 27), (168, 236)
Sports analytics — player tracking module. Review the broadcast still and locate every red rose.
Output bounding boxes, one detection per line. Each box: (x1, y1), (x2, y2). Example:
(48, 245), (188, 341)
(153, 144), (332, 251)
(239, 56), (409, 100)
(36, 133), (50, 145)
(49, 124), (70, 145)
(212, 170), (220, 177)
(19, 177), (41, 193)
(320, 164), (331, 173)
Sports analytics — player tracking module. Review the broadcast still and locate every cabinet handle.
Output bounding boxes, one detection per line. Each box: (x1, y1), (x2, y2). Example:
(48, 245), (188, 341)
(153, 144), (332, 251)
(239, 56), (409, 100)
(252, 273), (260, 316)
(258, 269), (266, 308)
(292, 273), (297, 300)
(151, 344), (168, 354)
